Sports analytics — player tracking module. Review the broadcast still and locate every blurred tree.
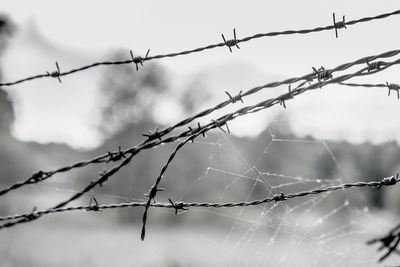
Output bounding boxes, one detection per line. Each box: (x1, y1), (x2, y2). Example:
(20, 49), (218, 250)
(98, 51), (168, 136)
(0, 14), (14, 55)
(180, 77), (211, 114)
(0, 15), (15, 137)
(0, 90), (14, 137)
(0, 15), (19, 214)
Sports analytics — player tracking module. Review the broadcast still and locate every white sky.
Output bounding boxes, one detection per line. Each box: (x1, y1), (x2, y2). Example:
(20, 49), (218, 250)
(2, 0), (400, 149)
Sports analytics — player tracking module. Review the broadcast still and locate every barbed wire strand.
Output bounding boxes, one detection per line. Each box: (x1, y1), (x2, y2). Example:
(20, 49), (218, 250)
(153, 49), (400, 140)
(1, 49), (400, 199)
(0, 151), (138, 230)
(1, 9), (400, 87)
(367, 218), (400, 262)
(0, 57), (399, 231)
(0, 175), (398, 222)
(339, 82), (386, 88)
(0, 62), (396, 234)
(141, 125), (212, 240)
(0, 54), (399, 230)
(139, 58), (400, 239)
(340, 81), (400, 99)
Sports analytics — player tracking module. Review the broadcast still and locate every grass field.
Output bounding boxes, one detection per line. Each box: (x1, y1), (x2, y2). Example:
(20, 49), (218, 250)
(1, 209), (398, 267)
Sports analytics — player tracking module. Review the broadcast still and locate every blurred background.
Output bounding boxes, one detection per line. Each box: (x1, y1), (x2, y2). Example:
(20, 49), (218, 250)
(1, 1), (400, 266)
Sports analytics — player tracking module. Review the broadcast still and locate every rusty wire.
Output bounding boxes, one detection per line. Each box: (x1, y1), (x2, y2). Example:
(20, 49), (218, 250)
(0, 174), (398, 223)
(1, 49), (400, 199)
(1, 9), (400, 87)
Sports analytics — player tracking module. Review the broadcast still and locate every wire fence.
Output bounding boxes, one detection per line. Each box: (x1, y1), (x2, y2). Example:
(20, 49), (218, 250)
(1, 174), (398, 222)
(1, 49), (400, 198)
(1, 50), (400, 235)
(1, 8), (400, 263)
(0, 9), (400, 87)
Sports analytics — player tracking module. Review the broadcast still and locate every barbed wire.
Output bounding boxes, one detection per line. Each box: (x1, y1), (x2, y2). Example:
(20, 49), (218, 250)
(23, 57), (398, 232)
(0, 9), (399, 265)
(367, 219), (400, 262)
(141, 125), (211, 240)
(1, 50), (400, 232)
(1, 48), (400, 199)
(158, 49), (400, 139)
(1, 9), (400, 87)
(0, 151), (137, 229)
(340, 81), (400, 99)
(138, 57), (400, 239)
(0, 174), (398, 223)
(339, 82), (386, 88)
(1, 52), (399, 234)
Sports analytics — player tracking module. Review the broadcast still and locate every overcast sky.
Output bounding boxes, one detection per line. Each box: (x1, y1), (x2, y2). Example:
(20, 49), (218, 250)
(2, 0), (400, 149)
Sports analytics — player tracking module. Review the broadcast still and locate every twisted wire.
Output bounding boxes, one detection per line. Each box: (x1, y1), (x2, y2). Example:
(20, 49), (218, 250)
(2, 48), (400, 198)
(367, 221), (400, 262)
(0, 151), (137, 230)
(340, 81), (400, 98)
(139, 58), (400, 239)
(339, 82), (386, 88)
(1, 52), (400, 231)
(141, 125), (212, 240)
(1, 175), (398, 223)
(1, 9), (400, 87)
(162, 49), (400, 139)
(173, 56), (400, 142)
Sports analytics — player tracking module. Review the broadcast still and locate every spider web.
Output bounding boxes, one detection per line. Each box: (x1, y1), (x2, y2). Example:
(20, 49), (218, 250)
(1, 118), (397, 267)
(136, 118), (395, 267)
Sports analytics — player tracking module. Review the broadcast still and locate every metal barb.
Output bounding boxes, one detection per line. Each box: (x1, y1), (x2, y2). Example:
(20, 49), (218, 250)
(273, 192), (286, 202)
(47, 61), (62, 83)
(313, 66), (333, 84)
(168, 198), (188, 215)
(279, 99), (286, 109)
(225, 122), (231, 133)
(288, 85), (294, 99)
(106, 146), (126, 163)
(212, 120), (229, 133)
(145, 186), (165, 202)
(188, 126), (195, 142)
(197, 122), (206, 137)
(279, 85), (294, 109)
(367, 222), (400, 262)
(387, 82), (400, 99)
(333, 13), (347, 38)
(142, 127), (162, 141)
(367, 61), (382, 72)
(225, 90), (244, 103)
(377, 173), (398, 189)
(222, 28), (240, 52)
(24, 207), (38, 220)
(130, 49), (150, 71)
(94, 170), (106, 188)
(28, 171), (46, 183)
(87, 196), (100, 211)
